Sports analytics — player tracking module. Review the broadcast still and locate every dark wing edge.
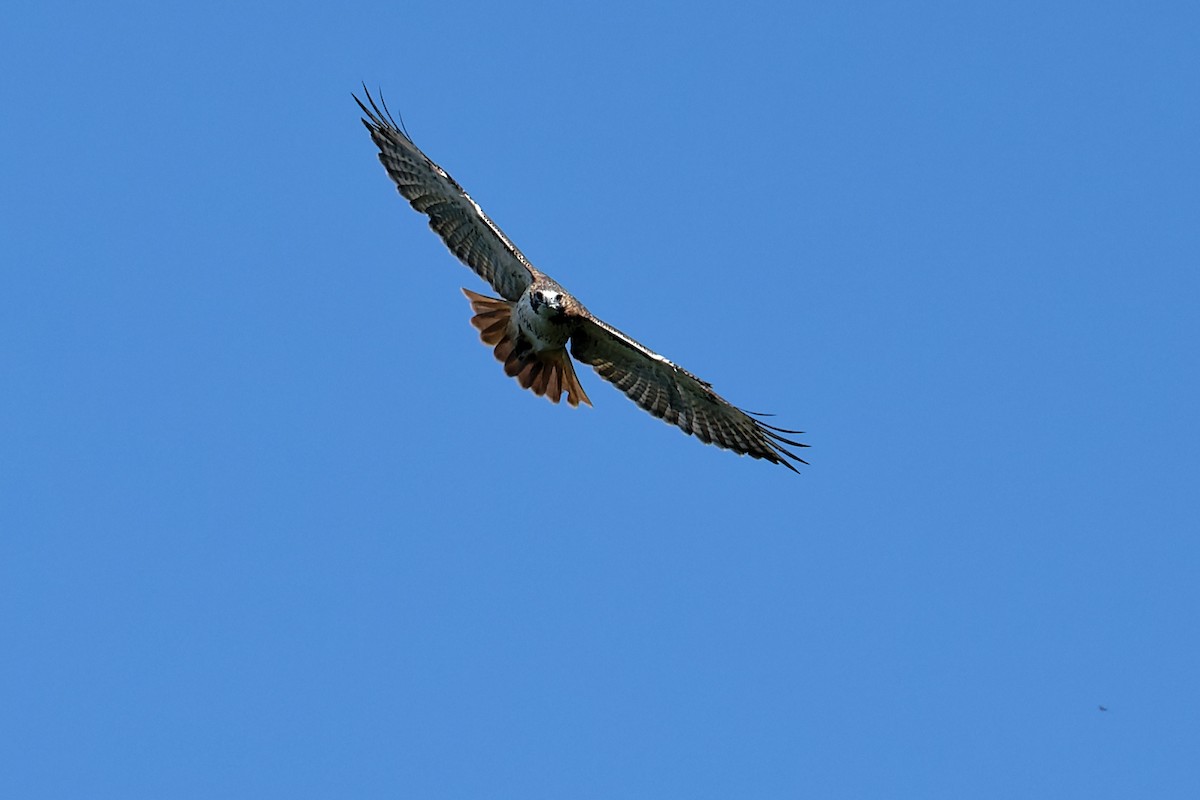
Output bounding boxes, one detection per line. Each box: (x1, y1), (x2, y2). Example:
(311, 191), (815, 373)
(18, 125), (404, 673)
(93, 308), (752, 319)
(353, 87), (539, 301)
(570, 315), (809, 473)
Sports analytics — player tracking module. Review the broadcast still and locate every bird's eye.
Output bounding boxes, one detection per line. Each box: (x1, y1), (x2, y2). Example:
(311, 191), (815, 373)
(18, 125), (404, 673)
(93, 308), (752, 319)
(533, 291), (544, 303)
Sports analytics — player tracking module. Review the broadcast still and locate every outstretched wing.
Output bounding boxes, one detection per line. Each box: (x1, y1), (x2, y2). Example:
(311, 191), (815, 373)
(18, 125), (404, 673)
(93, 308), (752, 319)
(569, 315), (808, 472)
(355, 90), (539, 301)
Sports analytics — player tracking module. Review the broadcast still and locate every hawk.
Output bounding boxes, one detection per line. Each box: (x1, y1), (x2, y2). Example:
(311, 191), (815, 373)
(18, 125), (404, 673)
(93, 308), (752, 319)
(355, 90), (808, 472)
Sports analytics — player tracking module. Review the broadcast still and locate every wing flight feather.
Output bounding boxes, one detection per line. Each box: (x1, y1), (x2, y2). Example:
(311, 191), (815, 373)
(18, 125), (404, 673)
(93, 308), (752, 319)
(570, 316), (808, 472)
(355, 89), (539, 301)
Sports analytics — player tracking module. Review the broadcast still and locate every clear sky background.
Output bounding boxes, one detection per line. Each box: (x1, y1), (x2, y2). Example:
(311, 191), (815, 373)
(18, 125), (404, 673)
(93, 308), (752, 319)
(2, 1), (1197, 797)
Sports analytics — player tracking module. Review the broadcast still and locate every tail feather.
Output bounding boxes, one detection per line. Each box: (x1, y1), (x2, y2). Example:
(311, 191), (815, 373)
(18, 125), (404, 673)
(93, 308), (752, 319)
(517, 359), (537, 388)
(503, 347), (524, 377)
(493, 336), (514, 363)
(532, 362), (554, 397)
(478, 317), (508, 345)
(559, 356), (591, 407)
(461, 287), (591, 407)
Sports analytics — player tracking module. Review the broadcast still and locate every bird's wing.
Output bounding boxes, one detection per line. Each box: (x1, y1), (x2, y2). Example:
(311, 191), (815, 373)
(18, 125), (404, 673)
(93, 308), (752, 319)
(355, 90), (539, 301)
(569, 314), (808, 472)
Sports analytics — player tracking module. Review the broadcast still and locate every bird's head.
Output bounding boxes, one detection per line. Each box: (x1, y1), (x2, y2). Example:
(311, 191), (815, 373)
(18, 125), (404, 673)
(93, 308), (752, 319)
(530, 287), (567, 319)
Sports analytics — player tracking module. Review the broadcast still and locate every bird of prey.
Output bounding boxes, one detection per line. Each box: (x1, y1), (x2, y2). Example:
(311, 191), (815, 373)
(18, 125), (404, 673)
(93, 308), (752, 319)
(355, 90), (808, 472)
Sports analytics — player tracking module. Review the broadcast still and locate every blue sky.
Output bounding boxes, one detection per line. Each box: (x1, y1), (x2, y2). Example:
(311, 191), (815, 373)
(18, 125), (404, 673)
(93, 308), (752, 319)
(2, 1), (1197, 797)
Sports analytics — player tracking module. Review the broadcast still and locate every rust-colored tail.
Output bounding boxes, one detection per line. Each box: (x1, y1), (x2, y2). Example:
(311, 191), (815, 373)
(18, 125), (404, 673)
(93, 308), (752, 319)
(462, 288), (591, 407)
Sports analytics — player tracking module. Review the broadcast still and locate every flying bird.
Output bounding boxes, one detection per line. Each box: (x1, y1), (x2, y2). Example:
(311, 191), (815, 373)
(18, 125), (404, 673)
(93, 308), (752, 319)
(355, 90), (808, 472)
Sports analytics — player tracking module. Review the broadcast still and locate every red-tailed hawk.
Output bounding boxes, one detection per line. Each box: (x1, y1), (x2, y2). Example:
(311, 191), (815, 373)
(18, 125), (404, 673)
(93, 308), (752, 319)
(355, 90), (808, 472)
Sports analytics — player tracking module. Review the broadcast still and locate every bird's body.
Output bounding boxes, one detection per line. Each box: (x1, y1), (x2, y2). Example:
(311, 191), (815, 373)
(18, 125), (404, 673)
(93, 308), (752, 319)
(514, 282), (575, 353)
(355, 90), (807, 471)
